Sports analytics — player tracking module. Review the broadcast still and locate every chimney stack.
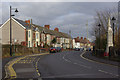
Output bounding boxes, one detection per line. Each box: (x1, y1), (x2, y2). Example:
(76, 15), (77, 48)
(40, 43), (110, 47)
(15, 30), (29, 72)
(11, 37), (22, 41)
(54, 27), (59, 32)
(81, 37), (83, 40)
(25, 20), (30, 25)
(44, 25), (50, 29)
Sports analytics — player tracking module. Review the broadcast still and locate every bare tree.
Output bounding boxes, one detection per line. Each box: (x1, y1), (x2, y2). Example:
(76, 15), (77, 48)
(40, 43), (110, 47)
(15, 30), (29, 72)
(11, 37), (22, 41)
(91, 8), (118, 50)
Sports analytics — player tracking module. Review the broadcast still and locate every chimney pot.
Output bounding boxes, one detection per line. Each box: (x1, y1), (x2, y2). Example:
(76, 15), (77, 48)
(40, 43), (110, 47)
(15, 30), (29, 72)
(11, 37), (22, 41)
(84, 38), (86, 40)
(81, 37), (83, 39)
(44, 25), (50, 29)
(25, 20), (30, 24)
(54, 27), (59, 32)
(77, 37), (79, 39)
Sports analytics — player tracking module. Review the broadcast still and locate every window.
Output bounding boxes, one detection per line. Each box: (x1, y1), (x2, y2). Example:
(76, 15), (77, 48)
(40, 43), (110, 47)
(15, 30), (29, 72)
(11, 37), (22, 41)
(29, 41), (30, 47)
(29, 31), (30, 37)
(36, 33), (38, 39)
(36, 42), (38, 47)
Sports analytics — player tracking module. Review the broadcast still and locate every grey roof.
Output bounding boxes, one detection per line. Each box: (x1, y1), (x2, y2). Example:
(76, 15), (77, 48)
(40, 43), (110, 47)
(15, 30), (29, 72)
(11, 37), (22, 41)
(0, 24), (2, 27)
(60, 32), (72, 38)
(33, 24), (72, 38)
(0, 18), (31, 29)
(12, 18), (72, 39)
(13, 18), (32, 29)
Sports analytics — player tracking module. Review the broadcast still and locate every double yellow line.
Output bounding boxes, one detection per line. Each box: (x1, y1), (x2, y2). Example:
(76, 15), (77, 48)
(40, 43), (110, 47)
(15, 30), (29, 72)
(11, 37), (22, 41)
(5, 56), (27, 79)
(5, 53), (49, 79)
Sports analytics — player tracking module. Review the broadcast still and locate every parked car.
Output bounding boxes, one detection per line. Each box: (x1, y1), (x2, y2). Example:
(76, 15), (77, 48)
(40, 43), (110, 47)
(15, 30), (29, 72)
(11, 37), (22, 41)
(80, 48), (84, 51)
(49, 47), (57, 53)
(84, 48), (87, 51)
(74, 48), (80, 51)
(56, 47), (62, 52)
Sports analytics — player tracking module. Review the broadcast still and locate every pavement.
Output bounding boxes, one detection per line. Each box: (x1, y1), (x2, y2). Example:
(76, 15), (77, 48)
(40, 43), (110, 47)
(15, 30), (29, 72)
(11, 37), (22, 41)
(83, 51), (120, 67)
(2, 56), (19, 80)
(2, 51), (120, 80)
(2, 53), (49, 80)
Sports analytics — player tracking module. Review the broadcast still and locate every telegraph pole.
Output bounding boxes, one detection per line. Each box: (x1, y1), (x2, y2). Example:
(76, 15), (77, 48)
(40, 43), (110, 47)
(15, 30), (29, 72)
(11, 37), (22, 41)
(86, 20), (88, 48)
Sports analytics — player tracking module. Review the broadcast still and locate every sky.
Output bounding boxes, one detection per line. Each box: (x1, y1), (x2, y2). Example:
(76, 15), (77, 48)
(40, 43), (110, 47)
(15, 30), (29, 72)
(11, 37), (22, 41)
(0, 2), (118, 41)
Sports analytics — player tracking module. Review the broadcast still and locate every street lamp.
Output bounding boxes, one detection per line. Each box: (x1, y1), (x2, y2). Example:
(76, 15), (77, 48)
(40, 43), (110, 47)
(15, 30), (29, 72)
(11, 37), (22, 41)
(98, 23), (101, 50)
(10, 6), (18, 56)
(111, 17), (116, 47)
(13, 39), (17, 56)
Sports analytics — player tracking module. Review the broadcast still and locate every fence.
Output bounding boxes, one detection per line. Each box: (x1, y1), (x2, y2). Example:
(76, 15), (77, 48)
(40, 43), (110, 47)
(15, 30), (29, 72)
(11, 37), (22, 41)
(92, 46), (120, 62)
(109, 47), (120, 61)
(92, 49), (105, 57)
(2, 45), (48, 58)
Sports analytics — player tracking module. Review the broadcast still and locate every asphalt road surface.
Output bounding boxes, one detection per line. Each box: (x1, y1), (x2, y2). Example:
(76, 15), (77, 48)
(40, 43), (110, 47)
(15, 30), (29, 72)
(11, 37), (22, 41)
(4, 51), (120, 80)
(37, 51), (119, 78)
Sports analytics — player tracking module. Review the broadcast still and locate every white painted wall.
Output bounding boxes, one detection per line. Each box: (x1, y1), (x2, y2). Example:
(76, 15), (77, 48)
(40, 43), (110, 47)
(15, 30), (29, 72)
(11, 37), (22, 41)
(46, 34), (51, 45)
(75, 42), (80, 48)
(35, 31), (40, 47)
(72, 39), (76, 49)
(41, 33), (45, 43)
(28, 29), (32, 47)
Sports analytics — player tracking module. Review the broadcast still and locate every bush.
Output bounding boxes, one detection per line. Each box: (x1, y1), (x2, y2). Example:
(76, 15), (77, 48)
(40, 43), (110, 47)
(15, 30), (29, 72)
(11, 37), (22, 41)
(43, 43), (50, 48)
(93, 49), (104, 57)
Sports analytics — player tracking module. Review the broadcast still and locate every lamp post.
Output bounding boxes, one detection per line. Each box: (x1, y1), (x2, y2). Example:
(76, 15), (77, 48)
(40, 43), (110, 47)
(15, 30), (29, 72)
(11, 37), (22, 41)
(111, 17), (116, 47)
(13, 39), (17, 56)
(10, 6), (18, 56)
(98, 23), (101, 50)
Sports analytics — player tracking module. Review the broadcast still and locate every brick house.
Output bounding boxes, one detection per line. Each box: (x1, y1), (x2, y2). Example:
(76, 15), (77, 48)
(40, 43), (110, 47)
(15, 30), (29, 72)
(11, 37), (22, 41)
(0, 18), (30, 45)
(73, 36), (94, 50)
(32, 24), (72, 49)
(0, 18), (72, 49)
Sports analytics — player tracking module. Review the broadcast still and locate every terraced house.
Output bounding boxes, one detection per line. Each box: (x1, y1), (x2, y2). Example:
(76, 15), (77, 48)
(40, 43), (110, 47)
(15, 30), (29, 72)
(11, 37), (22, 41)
(0, 18), (72, 49)
(73, 37), (94, 50)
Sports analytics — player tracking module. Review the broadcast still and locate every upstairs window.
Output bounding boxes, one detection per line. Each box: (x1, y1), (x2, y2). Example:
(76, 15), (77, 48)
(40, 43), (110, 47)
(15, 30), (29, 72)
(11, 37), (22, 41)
(36, 33), (38, 39)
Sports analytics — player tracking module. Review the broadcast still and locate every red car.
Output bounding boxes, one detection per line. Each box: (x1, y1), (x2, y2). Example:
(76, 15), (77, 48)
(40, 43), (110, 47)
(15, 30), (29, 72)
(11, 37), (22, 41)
(49, 47), (57, 53)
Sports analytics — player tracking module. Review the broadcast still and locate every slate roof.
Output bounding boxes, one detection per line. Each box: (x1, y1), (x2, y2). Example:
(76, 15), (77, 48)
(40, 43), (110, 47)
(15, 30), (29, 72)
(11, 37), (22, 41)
(14, 18), (32, 29)
(0, 18), (31, 29)
(12, 18), (72, 39)
(33, 24), (72, 38)
(0, 24), (2, 27)
(74, 37), (90, 44)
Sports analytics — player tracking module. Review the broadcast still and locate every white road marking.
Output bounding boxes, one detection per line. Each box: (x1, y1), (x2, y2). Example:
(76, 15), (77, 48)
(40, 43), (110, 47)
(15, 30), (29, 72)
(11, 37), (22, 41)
(98, 70), (119, 77)
(80, 52), (119, 77)
(16, 68), (35, 73)
(4, 53), (49, 79)
(74, 62), (91, 69)
(63, 56), (71, 62)
(42, 73), (97, 78)
(74, 63), (77, 64)
(62, 53), (91, 69)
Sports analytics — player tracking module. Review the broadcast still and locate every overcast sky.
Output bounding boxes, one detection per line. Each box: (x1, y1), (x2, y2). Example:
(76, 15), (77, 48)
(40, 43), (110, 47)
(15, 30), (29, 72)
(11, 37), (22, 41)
(1, 2), (117, 41)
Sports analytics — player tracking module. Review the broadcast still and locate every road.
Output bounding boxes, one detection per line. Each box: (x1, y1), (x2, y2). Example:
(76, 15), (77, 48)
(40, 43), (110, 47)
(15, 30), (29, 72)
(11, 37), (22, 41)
(3, 51), (120, 79)
(37, 51), (119, 78)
